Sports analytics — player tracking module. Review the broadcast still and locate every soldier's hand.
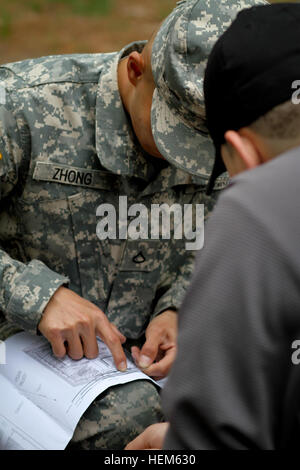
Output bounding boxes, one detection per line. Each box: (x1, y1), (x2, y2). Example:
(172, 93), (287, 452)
(125, 423), (169, 450)
(38, 286), (127, 371)
(131, 309), (177, 378)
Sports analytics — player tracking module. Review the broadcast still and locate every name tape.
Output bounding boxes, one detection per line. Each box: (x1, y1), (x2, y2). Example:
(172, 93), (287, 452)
(33, 162), (118, 191)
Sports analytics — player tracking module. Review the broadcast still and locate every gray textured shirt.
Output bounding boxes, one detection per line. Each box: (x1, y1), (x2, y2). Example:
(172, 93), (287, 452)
(163, 146), (300, 449)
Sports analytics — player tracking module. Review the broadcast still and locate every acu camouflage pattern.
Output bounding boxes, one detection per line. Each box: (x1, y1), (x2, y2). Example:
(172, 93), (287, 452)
(0, 42), (218, 449)
(68, 380), (164, 450)
(0, 1), (264, 449)
(0, 42), (219, 342)
(151, 0), (268, 180)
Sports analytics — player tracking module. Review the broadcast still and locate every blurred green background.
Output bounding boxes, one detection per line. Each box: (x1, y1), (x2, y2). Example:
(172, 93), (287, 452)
(0, 0), (298, 64)
(0, 0), (175, 63)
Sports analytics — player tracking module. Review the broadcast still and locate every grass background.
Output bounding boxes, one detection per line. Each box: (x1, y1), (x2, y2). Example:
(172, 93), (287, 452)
(0, 0), (175, 63)
(0, 0), (298, 63)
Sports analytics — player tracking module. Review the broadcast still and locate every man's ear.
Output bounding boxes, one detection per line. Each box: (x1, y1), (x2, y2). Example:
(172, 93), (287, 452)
(224, 130), (262, 170)
(127, 51), (145, 87)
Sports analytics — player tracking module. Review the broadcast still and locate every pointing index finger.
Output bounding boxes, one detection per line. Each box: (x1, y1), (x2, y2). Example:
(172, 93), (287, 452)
(96, 319), (127, 372)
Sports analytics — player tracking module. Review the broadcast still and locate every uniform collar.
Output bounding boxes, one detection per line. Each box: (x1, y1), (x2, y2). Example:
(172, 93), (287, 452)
(96, 41), (156, 181)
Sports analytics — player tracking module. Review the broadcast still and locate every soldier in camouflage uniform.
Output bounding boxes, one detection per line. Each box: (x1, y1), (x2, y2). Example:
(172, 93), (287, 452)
(0, 0), (264, 450)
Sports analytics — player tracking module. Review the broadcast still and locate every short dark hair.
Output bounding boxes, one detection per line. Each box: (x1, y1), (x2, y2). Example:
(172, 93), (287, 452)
(249, 100), (300, 141)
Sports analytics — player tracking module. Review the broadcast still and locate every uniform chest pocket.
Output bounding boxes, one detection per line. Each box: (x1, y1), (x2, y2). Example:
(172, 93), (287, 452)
(107, 239), (169, 338)
(18, 160), (122, 305)
(17, 196), (80, 288)
(67, 190), (123, 308)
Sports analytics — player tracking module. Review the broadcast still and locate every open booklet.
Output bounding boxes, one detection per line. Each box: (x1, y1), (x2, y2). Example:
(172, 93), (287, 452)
(0, 332), (165, 450)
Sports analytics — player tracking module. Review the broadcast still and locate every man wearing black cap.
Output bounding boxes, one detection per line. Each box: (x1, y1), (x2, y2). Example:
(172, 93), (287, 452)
(126, 3), (300, 449)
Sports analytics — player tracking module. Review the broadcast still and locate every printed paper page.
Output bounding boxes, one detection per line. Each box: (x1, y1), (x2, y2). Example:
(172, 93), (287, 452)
(0, 332), (159, 450)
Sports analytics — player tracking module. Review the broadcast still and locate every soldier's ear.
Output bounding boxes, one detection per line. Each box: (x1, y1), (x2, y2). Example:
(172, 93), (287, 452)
(127, 51), (145, 87)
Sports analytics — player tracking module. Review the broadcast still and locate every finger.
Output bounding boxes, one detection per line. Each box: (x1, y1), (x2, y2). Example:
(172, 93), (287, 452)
(64, 332), (84, 360)
(131, 346), (141, 363)
(96, 320), (127, 372)
(125, 423), (167, 450)
(50, 335), (67, 359)
(138, 335), (161, 370)
(111, 324), (126, 344)
(125, 432), (148, 450)
(141, 349), (176, 378)
(81, 330), (99, 359)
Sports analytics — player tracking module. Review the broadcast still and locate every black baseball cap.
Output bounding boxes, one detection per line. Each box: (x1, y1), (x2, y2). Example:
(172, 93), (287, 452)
(204, 3), (300, 194)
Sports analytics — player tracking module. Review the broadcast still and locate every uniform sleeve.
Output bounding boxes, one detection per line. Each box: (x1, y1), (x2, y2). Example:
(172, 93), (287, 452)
(150, 248), (195, 317)
(162, 191), (292, 449)
(0, 85), (69, 335)
(150, 189), (220, 319)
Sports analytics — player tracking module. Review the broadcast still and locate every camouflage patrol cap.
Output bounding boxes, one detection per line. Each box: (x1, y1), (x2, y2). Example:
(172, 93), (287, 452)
(151, 0), (267, 180)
